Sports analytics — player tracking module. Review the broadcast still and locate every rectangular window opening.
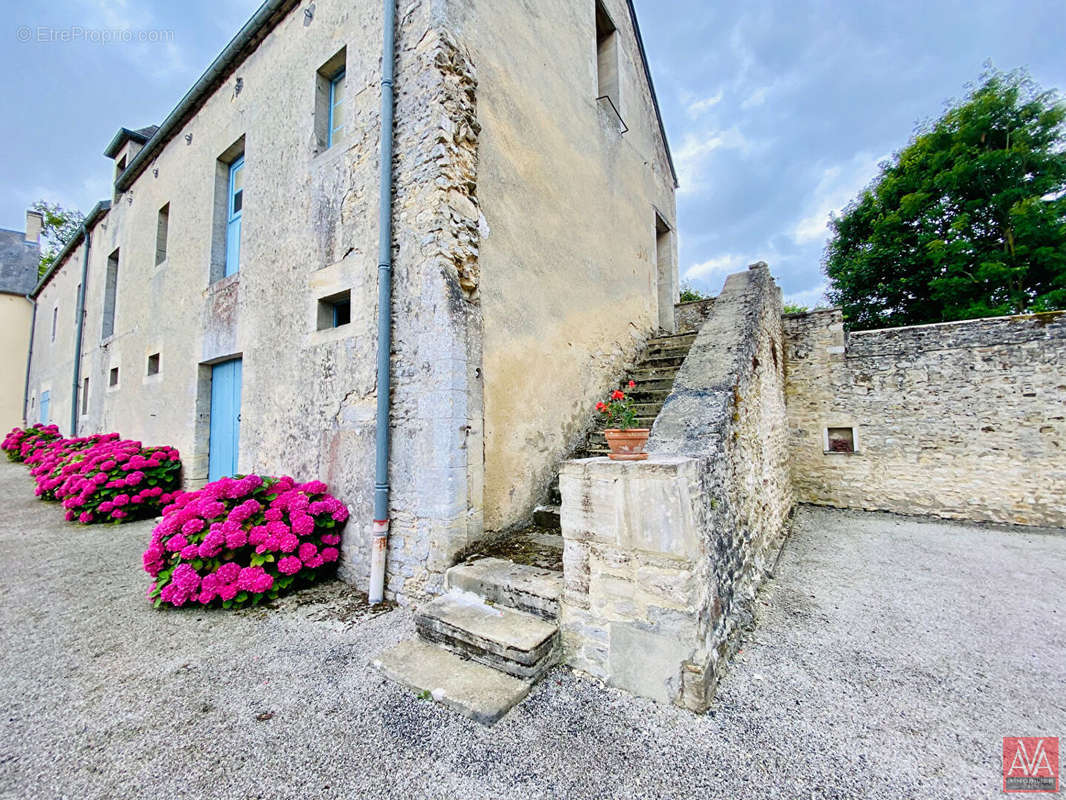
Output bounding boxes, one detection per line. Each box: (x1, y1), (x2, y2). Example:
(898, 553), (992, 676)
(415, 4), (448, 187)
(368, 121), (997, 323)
(81, 377), (89, 415)
(315, 48), (347, 151)
(51, 306), (58, 342)
(109, 367), (120, 388)
(317, 290), (352, 330)
(102, 248), (119, 339)
(147, 353), (161, 376)
(595, 2), (619, 106)
(826, 427), (856, 454)
(211, 137), (245, 283)
(155, 203), (169, 265)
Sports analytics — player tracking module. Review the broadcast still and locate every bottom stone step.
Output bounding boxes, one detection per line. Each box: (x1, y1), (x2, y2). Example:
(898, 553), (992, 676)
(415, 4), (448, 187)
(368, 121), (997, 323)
(374, 638), (531, 725)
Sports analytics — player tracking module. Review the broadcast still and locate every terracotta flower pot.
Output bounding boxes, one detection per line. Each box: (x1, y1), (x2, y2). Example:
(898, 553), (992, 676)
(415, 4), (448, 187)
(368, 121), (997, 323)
(603, 428), (650, 461)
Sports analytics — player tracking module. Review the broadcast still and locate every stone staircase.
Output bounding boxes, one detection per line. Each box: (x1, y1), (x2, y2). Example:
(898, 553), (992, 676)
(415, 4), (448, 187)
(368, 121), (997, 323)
(374, 329), (697, 723)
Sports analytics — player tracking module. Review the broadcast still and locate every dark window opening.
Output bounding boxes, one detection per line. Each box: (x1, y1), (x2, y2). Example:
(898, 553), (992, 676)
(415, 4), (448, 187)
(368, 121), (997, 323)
(81, 377), (89, 414)
(156, 203), (169, 265)
(109, 367), (120, 388)
(102, 249), (119, 339)
(827, 427), (855, 453)
(317, 290), (351, 330)
(147, 353), (161, 376)
(51, 306), (58, 342)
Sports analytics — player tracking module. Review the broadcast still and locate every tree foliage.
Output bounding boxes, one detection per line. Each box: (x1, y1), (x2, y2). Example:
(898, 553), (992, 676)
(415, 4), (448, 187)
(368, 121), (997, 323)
(32, 200), (84, 279)
(824, 69), (1066, 330)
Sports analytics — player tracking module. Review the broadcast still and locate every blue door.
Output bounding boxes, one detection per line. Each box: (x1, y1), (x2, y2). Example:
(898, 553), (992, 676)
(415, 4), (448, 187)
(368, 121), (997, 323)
(224, 156), (244, 277)
(39, 391), (50, 425)
(208, 359), (242, 481)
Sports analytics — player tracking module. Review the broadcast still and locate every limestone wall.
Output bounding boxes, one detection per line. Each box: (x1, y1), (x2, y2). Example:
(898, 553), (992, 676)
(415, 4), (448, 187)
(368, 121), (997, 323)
(784, 309), (1066, 527)
(25, 2), (486, 603)
(560, 264), (793, 711)
(447, 0), (679, 533)
(674, 298), (715, 333)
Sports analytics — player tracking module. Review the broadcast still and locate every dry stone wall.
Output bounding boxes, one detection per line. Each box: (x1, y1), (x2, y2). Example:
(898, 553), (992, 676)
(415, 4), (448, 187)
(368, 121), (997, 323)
(784, 309), (1066, 527)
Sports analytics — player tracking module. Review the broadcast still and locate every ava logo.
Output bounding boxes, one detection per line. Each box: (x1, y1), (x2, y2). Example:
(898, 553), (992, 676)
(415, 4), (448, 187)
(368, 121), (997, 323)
(1003, 737), (1059, 793)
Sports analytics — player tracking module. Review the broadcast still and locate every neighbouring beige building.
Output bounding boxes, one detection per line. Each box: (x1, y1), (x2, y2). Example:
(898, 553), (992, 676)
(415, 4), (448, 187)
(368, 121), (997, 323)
(1, 212), (41, 433)
(25, 0), (678, 602)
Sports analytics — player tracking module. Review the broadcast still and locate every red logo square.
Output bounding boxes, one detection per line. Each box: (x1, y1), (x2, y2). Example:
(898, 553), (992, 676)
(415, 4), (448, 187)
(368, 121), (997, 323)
(1004, 737), (1059, 793)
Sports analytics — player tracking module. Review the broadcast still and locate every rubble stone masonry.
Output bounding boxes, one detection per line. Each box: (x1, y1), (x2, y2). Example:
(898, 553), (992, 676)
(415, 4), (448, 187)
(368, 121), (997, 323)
(783, 309), (1066, 527)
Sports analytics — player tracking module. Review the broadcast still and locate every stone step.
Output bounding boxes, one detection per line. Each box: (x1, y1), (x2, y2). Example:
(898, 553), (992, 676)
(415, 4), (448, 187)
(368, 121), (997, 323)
(628, 388), (670, 403)
(446, 557), (562, 620)
(630, 365), (680, 380)
(374, 638), (531, 726)
(647, 331), (696, 347)
(591, 416), (657, 430)
(532, 504), (560, 529)
(416, 592), (559, 680)
(633, 354), (685, 369)
(644, 344), (692, 359)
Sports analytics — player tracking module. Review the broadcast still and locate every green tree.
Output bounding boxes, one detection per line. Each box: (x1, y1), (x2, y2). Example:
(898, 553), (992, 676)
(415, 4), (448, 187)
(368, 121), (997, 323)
(32, 200), (85, 279)
(824, 69), (1066, 330)
(679, 282), (709, 302)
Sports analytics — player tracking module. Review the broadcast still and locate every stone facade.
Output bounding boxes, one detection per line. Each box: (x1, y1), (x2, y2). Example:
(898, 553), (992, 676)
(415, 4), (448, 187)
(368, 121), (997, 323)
(560, 264), (793, 710)
(784, 309), (1066, 527)
(0, 214), (41, 432)
(23, 0), (677, 603)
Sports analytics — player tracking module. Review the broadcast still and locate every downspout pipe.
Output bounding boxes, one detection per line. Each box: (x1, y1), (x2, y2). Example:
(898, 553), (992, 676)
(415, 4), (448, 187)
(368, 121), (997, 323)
(22, 296), (37, 426)
(69, 223), (90, 436)
(369, 0), (396, 605)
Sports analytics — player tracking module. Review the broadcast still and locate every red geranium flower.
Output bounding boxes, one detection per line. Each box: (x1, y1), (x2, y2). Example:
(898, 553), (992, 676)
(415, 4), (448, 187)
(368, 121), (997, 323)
(596, 401), (606, 412)
(628, 380), (636, 389)
(611, 390), (625, 401)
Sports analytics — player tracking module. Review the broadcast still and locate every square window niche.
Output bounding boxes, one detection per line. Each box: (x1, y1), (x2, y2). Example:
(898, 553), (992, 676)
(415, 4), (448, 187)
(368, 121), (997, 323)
(824, 426), (857, 454)
(317, 290), (351, 330)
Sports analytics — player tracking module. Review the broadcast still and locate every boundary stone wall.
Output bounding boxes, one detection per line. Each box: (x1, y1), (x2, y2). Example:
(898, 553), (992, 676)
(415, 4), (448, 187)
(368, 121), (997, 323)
(783, 309), (1066, 527)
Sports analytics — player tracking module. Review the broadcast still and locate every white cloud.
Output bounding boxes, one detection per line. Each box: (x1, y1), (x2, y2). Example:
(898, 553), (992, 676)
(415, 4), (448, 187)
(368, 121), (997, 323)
(740, 86), (769, 109)
(676, 127), (752, 194)
(685, 89), (723, 118)
(683, 253), (755, 284)
(784, 282), (829, 309)
(790, 153), (884, 245)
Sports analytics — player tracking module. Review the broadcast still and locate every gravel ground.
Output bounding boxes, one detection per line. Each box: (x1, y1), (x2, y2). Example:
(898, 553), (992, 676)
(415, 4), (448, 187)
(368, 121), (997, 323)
(1, 459), (1063, 799)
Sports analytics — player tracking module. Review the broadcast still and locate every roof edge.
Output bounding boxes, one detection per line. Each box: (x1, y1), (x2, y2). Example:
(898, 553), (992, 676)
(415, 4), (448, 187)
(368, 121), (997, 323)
(114, 0), (300, 193)
(103, 127), (153, 159)
(31, 200), (111, 299)
(625, 0), (678, 188)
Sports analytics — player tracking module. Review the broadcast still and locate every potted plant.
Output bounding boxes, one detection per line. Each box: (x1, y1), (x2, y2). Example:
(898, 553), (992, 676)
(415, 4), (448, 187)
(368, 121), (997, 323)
(596, 381), (650, 461)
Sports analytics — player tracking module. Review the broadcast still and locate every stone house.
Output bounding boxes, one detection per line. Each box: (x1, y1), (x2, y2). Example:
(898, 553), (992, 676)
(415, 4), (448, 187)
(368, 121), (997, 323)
(24, 0), (678, 603)
(1, 212), (41, 432)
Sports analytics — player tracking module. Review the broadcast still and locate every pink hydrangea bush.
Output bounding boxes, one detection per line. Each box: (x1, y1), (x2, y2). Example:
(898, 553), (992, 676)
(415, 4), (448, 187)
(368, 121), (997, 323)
(144, 474), (349, 609)
(27, 433), (121, 501)
(51, 438), (182, 524)
(2, 424), (63, 462)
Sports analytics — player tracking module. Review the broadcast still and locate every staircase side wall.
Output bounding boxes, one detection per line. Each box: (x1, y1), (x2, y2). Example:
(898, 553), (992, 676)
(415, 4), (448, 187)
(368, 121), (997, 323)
(559, 264), (793, 711)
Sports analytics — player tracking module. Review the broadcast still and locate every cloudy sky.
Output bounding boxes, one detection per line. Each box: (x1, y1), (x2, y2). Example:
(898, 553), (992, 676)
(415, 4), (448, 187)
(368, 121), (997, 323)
(2, 1), (1065, 306)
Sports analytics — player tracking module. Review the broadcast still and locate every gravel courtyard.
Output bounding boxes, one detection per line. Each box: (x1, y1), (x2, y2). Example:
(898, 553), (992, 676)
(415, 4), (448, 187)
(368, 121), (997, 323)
(1, 460), (1062, 799)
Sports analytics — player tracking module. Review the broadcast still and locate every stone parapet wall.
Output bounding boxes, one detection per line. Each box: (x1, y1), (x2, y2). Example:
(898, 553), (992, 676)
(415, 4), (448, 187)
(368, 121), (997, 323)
(674, 298), (715, 333)
(560, 264), (793, 711)
(784, 309), (1066, 527)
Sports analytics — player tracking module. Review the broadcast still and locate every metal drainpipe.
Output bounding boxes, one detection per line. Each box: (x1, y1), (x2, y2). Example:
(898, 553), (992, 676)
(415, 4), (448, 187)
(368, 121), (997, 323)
(368, 0), (396, 605)
(69, 223), (90, 436)
(22, 297), (37, 426)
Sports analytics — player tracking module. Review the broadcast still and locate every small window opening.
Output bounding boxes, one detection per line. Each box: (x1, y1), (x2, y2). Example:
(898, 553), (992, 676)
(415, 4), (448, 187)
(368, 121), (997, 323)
(595, 2), (619, 106)
(317, 290), (351, 330)
(315, 49), (347, 151)
(155, 203), (169, 265)
(51, 306), (58, 342)
(81, 377), (89, 414)
(109, 367), (119, 388)
(826, 427), (855, 454)
(102, 248), (119, 339)
(147, 353), (161, 376)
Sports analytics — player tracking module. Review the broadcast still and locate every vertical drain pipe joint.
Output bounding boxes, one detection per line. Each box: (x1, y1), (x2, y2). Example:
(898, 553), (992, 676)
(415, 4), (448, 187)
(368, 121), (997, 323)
(369, 0), (396, 605)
